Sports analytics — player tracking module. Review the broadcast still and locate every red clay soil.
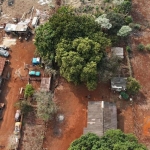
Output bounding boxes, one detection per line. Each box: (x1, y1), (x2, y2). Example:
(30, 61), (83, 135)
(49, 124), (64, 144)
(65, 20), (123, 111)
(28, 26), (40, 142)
(0, 39), (36, 148)
(126, 0), (150, 147)
(43, 78), (111, 150)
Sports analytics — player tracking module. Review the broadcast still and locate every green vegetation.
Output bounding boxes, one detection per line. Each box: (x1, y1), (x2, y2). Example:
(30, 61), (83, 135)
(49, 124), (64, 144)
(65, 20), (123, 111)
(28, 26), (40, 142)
(137, 44), (145, 51)
(68, 129), (147, 150)
(55, 37), (110, 90)
(35, 6), (101, 62)
(24, 84), (34, 98)
(99, 55), (120, 82)
(127, 77), (141, 94)
(126, 45), (131, 52)
(34, 2), (135, 90)
(145, 44), (150, 51)
(14, 100), (33, 115)
(34, 91), (57, 122)
(117, 25), (132, 37)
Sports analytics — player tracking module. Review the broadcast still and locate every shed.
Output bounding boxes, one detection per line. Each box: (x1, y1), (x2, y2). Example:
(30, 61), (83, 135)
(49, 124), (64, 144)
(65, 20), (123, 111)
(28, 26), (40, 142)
(111, 77), (127, 91)
(84, 101), (117, 137)
(4, 23), (28, 32)
(40, 77), (51, 92)
(111, 47), (124, 59)
(0, 57), (6, 76)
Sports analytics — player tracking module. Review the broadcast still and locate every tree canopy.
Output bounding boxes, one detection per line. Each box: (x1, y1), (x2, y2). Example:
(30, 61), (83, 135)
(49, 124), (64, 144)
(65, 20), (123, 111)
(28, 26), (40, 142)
(68, 129), (147, 150)
(35, 6), (102, 62)
(127, 77), (141, 94)
(55, 37), (110, 90)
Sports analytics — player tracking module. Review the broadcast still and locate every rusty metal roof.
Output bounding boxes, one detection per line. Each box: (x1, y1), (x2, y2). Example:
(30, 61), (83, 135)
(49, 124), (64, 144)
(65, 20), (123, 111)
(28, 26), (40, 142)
(0, 57), (6, 76)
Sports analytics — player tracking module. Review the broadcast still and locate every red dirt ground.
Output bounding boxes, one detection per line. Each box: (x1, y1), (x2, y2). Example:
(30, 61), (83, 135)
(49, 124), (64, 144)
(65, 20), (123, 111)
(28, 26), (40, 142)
(0, 38), (36, 148)
(43, 79), (111, 150)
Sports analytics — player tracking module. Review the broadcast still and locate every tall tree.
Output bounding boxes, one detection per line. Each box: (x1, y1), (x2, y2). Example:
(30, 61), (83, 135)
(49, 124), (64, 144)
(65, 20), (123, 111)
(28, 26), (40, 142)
(34, 6), (102, 62)
(55, 37), (110, 90)
(68, 130), (147, 150)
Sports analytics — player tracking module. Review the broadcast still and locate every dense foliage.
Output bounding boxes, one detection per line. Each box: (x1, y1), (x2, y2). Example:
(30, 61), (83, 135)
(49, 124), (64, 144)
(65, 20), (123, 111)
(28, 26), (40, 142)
(99, 55), (121, 82)
(55, 37), (110, 90)
(68, 129), (147, 150)
(35, 6), (101, 61)
(24, 84), (34, 98)
(35, 3), (134, 90)
(127, 77), (141, 94)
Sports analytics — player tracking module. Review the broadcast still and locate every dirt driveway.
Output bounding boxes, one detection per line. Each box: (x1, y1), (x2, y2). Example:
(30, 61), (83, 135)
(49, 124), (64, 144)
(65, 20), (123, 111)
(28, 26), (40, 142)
(0, 39), (36, 148)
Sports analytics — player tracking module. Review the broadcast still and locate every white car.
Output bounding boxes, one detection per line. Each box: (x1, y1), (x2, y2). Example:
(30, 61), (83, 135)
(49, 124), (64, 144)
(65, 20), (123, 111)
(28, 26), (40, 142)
(15, 110), (21, 122)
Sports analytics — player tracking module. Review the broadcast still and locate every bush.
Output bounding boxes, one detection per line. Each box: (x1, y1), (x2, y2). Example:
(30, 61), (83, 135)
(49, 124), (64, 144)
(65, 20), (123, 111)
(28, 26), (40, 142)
(125, 16), (133, 24)
(127, 77), (141, 94)
(126, 46), (131, 52)
(145, 44), (150, 51)
(137, 44), (145, 51)
(24, 84), (34, 98)
(134, 24), (141, 30)
(14, 100), (33, 115)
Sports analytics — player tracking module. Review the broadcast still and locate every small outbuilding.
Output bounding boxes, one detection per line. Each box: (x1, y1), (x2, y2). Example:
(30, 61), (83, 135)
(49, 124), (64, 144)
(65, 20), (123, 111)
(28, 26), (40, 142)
(111, 47), (124, 59)
(111, 77), (127, 91)
(4, 23), (28, 33)
(84, 101), (117, 137)
(40, 77), (51, 92)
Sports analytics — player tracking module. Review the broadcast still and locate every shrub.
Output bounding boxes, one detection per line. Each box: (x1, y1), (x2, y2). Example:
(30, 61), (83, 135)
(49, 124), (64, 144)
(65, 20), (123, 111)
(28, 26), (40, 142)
(126, 46), (131, 52)
(145, 44), (150, 51)
(137, 44), (145, 51)
(134, 24), (141, 30)
(127, 77), (141, 94)
(125, 16), (133, 24)
(14, 100), (33, 115)
(24, 84), (34, 98)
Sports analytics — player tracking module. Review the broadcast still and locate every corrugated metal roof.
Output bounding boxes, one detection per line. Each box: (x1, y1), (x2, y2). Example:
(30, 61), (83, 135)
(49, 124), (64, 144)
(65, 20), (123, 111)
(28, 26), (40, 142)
(111, 77), (127, 91)
(40, 77), (51, 92)
(84, 101), (117, 137)
(0, 57), (6, 76)
(4, 23), (28, 32)
(111, 47), (124, 58)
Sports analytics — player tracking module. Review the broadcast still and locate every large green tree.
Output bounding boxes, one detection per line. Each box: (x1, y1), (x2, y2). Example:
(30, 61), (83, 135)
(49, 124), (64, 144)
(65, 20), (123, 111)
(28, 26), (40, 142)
(68, 130), (147, 150)
(34, 6), (101, 62)
(55, 37), (110, 90)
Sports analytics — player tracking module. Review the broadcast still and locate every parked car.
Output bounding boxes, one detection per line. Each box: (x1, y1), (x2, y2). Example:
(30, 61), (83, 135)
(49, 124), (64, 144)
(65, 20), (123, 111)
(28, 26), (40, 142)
(29, 70), (41, 76)
(15, 110), (21, 122)
(14, 122), (21, 135)
(0, 103), (5, 120)
(0, 48), (9, 57)
(0, 45), (9, 50)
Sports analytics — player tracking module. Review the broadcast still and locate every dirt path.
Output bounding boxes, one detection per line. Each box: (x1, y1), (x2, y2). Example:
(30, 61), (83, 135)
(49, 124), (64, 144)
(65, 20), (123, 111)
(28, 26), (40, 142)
(0, 39), (36, 148)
